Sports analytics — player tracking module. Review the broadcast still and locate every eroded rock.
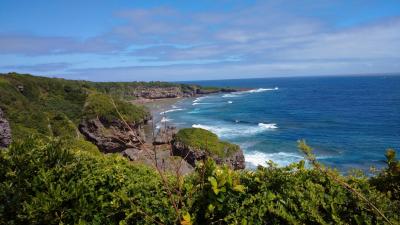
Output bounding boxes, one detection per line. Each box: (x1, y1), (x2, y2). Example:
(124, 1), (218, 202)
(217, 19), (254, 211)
(79, 117), (146, 153)
(0, 108), (11, 148)
(153, 126), (177, 145)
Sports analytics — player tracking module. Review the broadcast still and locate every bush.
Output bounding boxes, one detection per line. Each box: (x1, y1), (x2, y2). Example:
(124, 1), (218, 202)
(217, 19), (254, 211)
(174, 128), (240, 157)
(0, 137), (177, 225)
(83, 92), (149, 123)
(185, 159), (399, 224)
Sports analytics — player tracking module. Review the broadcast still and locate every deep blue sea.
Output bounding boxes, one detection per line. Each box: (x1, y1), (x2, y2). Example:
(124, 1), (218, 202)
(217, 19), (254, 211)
(159, 76), (400, 172)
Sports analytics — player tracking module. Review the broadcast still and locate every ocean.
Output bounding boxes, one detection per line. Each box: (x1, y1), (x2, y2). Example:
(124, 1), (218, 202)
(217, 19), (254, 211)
(157, 75), (400, 172)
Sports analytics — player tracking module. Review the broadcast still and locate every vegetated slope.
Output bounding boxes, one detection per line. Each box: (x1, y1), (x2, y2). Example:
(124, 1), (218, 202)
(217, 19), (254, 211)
(0, 73), (177, 140)
(0, 72), (235, 141)
(0, 137), (399, 224)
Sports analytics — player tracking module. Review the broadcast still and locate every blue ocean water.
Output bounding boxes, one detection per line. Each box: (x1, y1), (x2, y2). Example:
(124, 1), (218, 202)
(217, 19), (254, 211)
(160, 76), (400, 172)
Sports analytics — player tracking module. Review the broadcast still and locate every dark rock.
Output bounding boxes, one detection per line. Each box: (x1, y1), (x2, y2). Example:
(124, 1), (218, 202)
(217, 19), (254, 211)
(153, 126), (177, 145)
(121, 148), (142, 161)
(0, 109), (12, 148)
(79, 117), (146, 153)
(121, 145), (194, 175)
(171, 138), (245, 170)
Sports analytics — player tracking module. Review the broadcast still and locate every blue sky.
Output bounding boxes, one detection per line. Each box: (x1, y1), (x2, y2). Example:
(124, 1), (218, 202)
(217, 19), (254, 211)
(0, 0), (399, 81)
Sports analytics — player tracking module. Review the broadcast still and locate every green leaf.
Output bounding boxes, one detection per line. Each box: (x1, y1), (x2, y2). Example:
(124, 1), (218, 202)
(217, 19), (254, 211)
(233, 184), (245, 193)
(208, 176), (220, 194)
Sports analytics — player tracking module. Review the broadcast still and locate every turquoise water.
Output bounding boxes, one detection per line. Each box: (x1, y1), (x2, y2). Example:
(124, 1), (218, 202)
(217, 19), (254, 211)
(159, 76), (400, 172)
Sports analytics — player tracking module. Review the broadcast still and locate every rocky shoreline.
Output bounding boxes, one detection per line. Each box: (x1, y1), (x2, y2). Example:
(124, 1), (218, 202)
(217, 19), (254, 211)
(0, 73), (246, 175)
(78, 90), (246, 174)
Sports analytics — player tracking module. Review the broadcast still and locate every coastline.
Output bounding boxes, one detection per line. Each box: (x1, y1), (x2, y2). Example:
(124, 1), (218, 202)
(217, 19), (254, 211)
(132, 97), (185, 142)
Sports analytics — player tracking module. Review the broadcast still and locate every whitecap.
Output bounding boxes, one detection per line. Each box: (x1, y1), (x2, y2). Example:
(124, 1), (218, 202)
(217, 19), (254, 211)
(192, 122), (277, 138)
(192, 102), (214, 106)
(222, 87), (278, 98)
(227, 101), (233, 104)
(244, 87), (279, 93)
(160, 117), (172, 123)
(245, 150), (332, 168)
(160, 108), (184, 115)
(193, 96), (207, 103)
(245, 151), (303, 167)
(222, 94), (240, 98)
(258, 123), (278, 129)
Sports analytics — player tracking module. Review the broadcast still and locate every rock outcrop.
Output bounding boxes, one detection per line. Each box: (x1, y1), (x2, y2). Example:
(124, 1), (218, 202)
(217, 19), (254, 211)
(103, 85), (244, 100)
(79, 117), (147, 153)
(0, 108), (12, 148)
(153, 126), (177, 145)
(133, 87), (189, 99)
(172, 136), (245, 170)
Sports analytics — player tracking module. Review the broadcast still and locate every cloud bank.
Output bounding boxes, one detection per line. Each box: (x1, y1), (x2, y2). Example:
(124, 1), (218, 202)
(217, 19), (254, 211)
(0, 1), (399, 81)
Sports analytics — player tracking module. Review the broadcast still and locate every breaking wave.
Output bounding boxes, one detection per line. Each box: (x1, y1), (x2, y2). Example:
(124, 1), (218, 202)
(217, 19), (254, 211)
(222, 87), (278, 98)
(258, 123), (278, 129)
(192, 122), (277, 138)
(160, 117), (172, 123)
(245, 151), (303, 167)
(160, 108), (184, 115)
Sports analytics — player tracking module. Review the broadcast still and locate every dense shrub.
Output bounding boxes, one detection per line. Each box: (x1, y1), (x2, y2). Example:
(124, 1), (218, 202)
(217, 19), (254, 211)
(0, 137), (177, 225)
(370, 149), (400, 208)
(83, 92), (149, 123)
(174, 128), (240, 157)
(1, 138), (399, 225)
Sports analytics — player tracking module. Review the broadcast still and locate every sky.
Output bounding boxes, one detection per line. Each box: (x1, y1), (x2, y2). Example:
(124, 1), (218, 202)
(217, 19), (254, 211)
(0, 0), (399, 81)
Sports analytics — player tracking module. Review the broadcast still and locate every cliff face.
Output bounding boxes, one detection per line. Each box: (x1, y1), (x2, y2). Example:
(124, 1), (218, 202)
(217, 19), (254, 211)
(78, 117), (148, 153)
(97, 84), (243, 100)
(0, 109), (12, 148)
(133, 86), (192, 99)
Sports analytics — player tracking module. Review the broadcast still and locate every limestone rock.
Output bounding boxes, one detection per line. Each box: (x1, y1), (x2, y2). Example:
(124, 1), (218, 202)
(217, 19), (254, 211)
(0, 109), (12, 148)
(153, 126), (177, 145)
(79, 117), (146, 153)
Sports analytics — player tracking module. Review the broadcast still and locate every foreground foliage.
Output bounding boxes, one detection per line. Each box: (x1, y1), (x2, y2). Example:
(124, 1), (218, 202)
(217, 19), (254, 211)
(1, 138), (398, 224)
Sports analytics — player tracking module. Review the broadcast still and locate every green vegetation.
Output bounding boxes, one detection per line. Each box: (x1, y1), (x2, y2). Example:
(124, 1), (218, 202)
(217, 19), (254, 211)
(83, 92), (149, 123)
(1, 137), (399, 224)
(91, 81), (199, 100)
(1, 72), (399, 224)
(0, 73), (88, 139)
(174, 128), (240, 157)
(0, 137), (177, 225)
(0, 73), (149, 140)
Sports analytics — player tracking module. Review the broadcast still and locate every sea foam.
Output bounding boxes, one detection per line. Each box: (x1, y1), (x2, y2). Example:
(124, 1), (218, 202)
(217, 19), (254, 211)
(258, 123), (278, 129)
(222, 87), (278, 98)
(160, 117), (172, 123)
(160, 108), (184, 115)
(192, 122), (277, 138)
(245, 151), (303, 167)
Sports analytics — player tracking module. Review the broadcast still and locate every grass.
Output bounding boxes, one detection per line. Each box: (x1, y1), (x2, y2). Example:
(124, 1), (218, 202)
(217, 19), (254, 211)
(174, 128), (240, 157)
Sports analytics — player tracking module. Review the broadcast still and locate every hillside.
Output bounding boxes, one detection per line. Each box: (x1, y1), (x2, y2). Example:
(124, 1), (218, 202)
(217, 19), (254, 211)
(0, 73), (399, 224)
(0, 72), (235, 140)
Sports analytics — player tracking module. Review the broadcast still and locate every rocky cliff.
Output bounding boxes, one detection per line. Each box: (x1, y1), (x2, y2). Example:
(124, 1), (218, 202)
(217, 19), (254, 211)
(79, 117), (147, 153)
(0, 108), (12, 148)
